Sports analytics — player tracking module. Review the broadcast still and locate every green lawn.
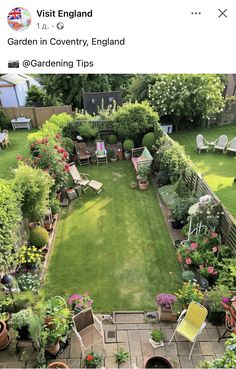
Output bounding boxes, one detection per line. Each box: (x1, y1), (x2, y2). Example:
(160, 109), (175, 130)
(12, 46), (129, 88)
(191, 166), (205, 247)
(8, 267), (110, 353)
(43, 161), (182, 311)
(0, 130), (33, 179)
(172, 124), (236, 219)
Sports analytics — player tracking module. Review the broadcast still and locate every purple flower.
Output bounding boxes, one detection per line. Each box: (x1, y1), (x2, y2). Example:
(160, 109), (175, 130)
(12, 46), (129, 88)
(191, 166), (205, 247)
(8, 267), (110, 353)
(156, 293), (176, 309)
(221, 297), (230, 304)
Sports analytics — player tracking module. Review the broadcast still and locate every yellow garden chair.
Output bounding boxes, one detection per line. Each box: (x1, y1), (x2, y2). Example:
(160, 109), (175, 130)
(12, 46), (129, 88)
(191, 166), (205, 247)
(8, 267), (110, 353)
(168, 301), (208, 359)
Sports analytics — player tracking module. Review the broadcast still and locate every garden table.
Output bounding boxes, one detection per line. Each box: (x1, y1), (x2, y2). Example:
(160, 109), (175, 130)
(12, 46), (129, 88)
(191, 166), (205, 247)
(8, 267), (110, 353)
(11, 117), (32, 130)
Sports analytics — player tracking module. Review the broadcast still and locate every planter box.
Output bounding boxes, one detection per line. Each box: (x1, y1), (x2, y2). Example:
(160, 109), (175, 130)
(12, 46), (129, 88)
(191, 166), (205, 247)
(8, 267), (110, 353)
(158, 306), (172, 321)
(149, 337), (164, 349)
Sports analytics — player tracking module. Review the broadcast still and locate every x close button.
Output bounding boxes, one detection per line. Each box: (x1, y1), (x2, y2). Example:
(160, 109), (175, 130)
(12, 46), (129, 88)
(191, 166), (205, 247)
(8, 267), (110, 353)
(218, 9), (228, 18)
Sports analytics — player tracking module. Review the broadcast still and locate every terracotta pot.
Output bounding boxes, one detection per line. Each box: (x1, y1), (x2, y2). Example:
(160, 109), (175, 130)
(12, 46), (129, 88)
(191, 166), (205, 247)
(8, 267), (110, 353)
(48, 362), (69, 368)
(145, 356), (173, 368)
(0, 321), (10, 349)
(138, 180), (149, 190)
(46, 340), (60, 355)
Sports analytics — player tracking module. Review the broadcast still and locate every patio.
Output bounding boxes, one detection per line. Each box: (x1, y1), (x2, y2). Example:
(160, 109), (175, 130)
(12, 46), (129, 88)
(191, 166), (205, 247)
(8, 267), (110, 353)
(0, 312), (227, 368)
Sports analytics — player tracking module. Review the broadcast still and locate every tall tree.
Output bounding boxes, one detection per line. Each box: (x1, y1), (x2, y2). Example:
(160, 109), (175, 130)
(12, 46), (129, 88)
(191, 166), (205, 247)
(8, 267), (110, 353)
(149, 74), (225, 131)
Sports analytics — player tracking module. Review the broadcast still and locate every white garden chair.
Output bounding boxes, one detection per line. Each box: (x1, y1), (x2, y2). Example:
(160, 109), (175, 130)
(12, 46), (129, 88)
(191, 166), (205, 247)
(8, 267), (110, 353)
(214, 135), (228, 153)
(226, 137), (236, 154)
(196, 134), (209, 154)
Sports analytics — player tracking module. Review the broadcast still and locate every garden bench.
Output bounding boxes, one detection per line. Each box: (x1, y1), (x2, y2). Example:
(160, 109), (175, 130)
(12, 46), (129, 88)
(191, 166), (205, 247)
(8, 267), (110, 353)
(131, 146), (153, 173)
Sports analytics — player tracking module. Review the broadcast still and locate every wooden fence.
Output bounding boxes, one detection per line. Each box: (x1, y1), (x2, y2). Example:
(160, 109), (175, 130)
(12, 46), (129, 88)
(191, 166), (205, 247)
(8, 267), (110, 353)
(183, 170), (236, 254)
(2, 105), (72, 128)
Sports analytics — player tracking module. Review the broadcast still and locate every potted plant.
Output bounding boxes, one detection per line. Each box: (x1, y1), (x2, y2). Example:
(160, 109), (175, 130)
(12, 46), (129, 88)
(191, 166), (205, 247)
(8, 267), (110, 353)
(0, 320), (10, 349)
(107, 149), (117, 162)
(123, 139), (134, 160)
(48, 362), (69, 369)
(149, 329), (164, 348)
(206, 285), (232, 325)
(67, 292), (93, 314)
(156, 294), (176, 321)
(9, 307), (33, 340)
(84, 352), (103, 368)
(137, 165), (150, 182)
(175, 281), (204, 309)
(18, 245), (42, 271)
(130, 181), (138, 189)
(138, 180), (149, 191)
(114, 346), (129, 364)
(170, 199), (192, 229)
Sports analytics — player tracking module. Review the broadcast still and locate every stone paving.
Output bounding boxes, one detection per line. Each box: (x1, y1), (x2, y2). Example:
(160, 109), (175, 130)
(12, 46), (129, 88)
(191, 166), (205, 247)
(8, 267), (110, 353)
(0, 312), (227, 368)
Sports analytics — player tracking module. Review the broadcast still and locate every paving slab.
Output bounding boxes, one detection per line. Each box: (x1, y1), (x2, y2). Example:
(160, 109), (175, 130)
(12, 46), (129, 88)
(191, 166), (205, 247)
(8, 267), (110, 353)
(129, 342), (142, 356)
(104, 343), (118, 357)
(128, 330), (140, 343)
(67, 358), (82, 367)
(105, 356), (118, 368)
(166, 342), (178, 356)
(0, 361), (25, 368)
(167, 355), (181, 368)
(177, 341), (191, 356)
(179, 355), (194, 368)
(207, 327), (220, 341)
(162, 328), (174, 341)
(140, 342), (154, 357)
(117, 330), (129, 343)
(117, 324), (140, 330)
(200, 341), (218, 356)
(114, 313), (144, 324)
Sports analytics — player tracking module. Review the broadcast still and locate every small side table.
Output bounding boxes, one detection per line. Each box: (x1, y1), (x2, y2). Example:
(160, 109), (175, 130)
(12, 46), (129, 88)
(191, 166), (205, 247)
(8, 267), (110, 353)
(208, 141), (215, 151)
(117, 149), (123, 160)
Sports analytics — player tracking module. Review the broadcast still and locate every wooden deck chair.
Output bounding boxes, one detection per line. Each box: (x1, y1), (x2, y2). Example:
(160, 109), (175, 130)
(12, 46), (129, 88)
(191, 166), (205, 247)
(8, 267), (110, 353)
(69, 163), (90, 192)
(226, 137), (236, 154)
(73, 308), (105, 359)
(196, 134), (209, 154)
(168, 301), (208, 359)
(95, 140), (108, 165)
(75, 142), (91, 165)
(214, 135), (228, 153)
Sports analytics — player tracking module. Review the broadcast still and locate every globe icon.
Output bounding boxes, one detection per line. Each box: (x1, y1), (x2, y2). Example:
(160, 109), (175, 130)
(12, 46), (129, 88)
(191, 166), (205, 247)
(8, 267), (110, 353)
(7, 7), (32, 31)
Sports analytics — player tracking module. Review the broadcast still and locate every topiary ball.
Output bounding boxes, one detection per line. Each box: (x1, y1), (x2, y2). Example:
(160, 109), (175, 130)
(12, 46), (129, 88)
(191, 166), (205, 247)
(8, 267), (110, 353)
(123, 139), (134, 151)
(108, 134), (118, 144)
(29, 226), (49, 248)
(142, 132), (156, 150)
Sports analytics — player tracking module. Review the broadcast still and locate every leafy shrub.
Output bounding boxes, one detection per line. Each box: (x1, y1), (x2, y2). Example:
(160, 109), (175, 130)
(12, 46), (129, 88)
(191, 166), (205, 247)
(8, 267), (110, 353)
(0, 179), (22, 273)
(151, 329), (164, 343)
(206, 285), (232, 312)
(112, 101), (159, 140)
(174, 176), (190, 197)
(171, 197), (196, 222)
(17, 273), (41, 293)
(61, 137), (74, 156)
(217, 258), (236, 290)
(182, 271), (195, 282)
(108, 134), (118, 144)
(29, 226), (49, 248)
(158, 185), (180, 208)
(49, 198), (60, 215)
(107, 149), (116, 160)
(0, 110), (10, 130)
(46, 113), (72, 129)
(123, 139), (134, 151)
(176, 282), (204, 307)
(78, 121), (99, 140)
(62, 112), (93, 140)
(14, 164), (52, 222)
(142, 132), (156, 150)
(9, 308), (33, 331)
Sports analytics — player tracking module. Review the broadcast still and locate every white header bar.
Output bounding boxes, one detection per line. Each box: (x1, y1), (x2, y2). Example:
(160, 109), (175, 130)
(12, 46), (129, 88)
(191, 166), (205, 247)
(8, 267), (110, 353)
(0, 1), (235, 73)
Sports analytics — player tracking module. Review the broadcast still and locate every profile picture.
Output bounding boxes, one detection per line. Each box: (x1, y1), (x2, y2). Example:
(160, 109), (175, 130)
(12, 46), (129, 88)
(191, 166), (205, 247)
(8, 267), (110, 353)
(7, 7), (32, 31)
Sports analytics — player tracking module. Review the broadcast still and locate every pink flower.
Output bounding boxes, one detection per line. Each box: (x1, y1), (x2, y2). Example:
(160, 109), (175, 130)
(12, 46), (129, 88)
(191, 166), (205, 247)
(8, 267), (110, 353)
(16, 155), (23, 161)
(185, 258), (192, 265)
(190, 242), (198, 250)
(212, 246), (218, 253)
(207, 266), (214, 274)
(211, 232), (218, 238)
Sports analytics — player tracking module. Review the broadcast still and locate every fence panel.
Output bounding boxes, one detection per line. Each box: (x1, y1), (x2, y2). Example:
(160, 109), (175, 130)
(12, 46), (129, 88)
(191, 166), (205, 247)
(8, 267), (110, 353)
(2, 105), (72, 128)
